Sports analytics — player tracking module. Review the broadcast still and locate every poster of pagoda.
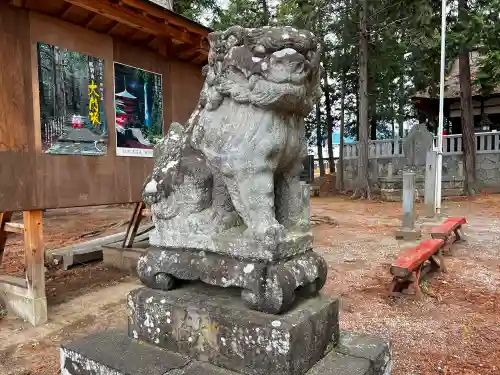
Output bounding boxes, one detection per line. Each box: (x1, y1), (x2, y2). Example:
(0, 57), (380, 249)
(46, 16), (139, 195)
(37, 42), (107, 155)
(114, 62), (163, 157)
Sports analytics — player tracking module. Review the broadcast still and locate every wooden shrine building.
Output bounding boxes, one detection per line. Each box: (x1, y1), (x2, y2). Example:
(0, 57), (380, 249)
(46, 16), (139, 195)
(412, 51), (500, 134)
(0, 0), (209, 325)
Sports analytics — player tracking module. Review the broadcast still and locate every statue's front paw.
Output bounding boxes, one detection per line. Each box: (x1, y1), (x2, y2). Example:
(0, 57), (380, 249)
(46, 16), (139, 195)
(245, 222), (285, 244)
(142, 193), (159, 206)
(213, 210), (242, 233)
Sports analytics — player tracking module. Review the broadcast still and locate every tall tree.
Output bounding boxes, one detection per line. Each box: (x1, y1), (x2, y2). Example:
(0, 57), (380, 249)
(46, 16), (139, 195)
(259, 0), (271, 24)
(316, 103), (326, 176)
(458, 0), (477, 195)
(353, 0), (370, 199)
(339, 68), (347, 190)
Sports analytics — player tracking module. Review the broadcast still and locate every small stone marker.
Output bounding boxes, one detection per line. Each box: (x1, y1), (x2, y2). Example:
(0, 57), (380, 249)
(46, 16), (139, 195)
(301, 181), (311, 229)
(395, 171), (422, 240)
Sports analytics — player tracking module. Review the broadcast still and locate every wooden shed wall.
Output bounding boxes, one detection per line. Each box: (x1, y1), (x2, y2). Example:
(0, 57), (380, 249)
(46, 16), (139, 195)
(0, 3), (204, 212)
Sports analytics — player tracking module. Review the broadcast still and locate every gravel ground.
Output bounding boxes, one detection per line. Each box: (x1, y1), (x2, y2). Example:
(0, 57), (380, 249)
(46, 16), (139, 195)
(314, 195), (500, 375)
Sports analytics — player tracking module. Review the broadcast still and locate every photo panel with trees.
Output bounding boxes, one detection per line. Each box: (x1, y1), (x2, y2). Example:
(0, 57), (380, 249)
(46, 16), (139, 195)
(37, 42), (107, 155)
(114, 63), (164, 157)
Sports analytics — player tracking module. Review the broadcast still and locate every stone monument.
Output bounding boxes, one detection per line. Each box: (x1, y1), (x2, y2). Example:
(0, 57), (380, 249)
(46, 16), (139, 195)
(401, 123), (434, 172)
(395, 123), (434, 239)
(60, 26), (392, 375)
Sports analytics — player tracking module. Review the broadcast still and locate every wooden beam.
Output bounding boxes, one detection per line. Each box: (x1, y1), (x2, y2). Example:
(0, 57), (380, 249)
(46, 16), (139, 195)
(106, 20), (121, 34)
(84, 13), (97, 27)
(119, 0), (210, 36)
(9, 0), (25, 7)
(0, 212), (13, 264)
(177, 47), (198, 60)
(64, 0), (194, 44)
(60, 3), (74, 19)
(145, 34), (157, 47)
(192, 53), (208, 65)
(147, 35), (159, 47)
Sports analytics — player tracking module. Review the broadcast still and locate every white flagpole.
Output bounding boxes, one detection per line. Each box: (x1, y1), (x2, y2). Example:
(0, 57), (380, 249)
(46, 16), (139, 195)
(435, 0), (447, 214)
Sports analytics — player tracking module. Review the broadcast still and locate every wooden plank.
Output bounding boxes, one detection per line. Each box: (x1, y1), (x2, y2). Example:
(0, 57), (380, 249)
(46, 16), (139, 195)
(4, 222), (24, 234)
(122, 202), (145, 248)
(0, 212), (13, 263)
(22, 210), (47, 326)
(390, 239), (445, 275)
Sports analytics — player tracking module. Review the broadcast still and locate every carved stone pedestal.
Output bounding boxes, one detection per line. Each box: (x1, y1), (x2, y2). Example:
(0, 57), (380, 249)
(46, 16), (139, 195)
(137, 246), (327, 314)
(128, 285), (338, 375)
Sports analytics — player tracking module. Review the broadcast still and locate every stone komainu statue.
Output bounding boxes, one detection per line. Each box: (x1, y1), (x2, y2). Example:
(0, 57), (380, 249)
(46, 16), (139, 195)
(139, 26), (326, 313)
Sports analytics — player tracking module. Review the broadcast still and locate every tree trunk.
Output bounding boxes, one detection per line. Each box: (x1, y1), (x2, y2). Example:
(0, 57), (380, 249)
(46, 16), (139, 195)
(370, 112), (377, 140)
(322, 69), (335, 174)
(458, 0), (477, 195)
(353, 0), (371, 199)
(398, 31), (406, 139)
(355, 90), (360, 141)
(51, 45), (58, 119)
(398, 76), (405, 138)
(260, 0), (270, 25)
(339, 69), (346, 191)
(316, 103), (325, 177)
(37, 44), (45, 119)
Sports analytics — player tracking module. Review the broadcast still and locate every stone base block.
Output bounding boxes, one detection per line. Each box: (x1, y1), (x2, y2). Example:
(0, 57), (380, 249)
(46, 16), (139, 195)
(149, 225), (313, 262)
(137, 248), (327, 314)
(127, 285), (339, 375)
(60, 329), (237, 375)
(60, 330), (392, 375)
(394, 227), (422, 241)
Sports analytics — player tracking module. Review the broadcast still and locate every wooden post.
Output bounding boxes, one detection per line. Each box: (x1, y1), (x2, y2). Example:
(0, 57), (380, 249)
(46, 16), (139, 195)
(22, 210), (47, 326)
(0, 210), (47, 326)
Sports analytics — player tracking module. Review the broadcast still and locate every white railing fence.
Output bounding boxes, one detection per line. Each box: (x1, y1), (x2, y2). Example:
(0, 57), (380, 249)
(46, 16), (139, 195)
(343, 131), (500, 159)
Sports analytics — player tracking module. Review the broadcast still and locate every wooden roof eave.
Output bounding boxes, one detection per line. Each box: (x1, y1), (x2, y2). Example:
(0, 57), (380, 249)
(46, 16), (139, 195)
(9, 0), (209, 65)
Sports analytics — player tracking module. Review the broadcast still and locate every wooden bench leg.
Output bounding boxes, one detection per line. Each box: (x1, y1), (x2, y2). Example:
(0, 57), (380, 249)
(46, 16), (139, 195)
(408, 267), (424, 300)
(23, 210), (47, 326)
(430, 250), (447, 274)
(389, 269), (423, 300)
(454, 226), (466, 242)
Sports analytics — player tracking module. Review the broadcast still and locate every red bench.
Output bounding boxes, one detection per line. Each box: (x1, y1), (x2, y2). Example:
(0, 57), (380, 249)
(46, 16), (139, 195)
(389, 238), (446, 300)
(430, 217), (467, 254)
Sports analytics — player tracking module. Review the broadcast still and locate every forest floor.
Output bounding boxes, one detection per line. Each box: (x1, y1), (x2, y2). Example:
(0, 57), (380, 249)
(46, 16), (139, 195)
(0, 196), (499, 374)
